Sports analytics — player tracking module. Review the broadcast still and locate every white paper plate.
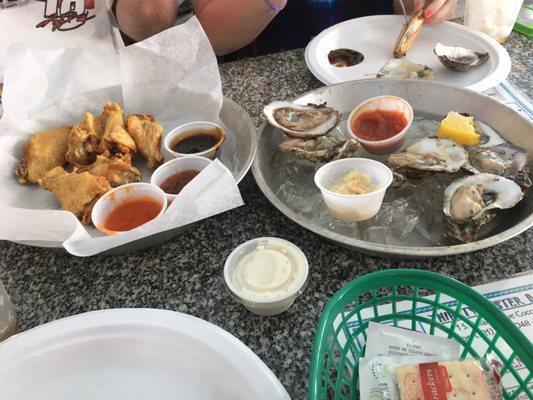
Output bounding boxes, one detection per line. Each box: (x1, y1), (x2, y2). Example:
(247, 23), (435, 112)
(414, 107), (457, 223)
(0, 309), (290, 400)
(305, 15), (511, 92)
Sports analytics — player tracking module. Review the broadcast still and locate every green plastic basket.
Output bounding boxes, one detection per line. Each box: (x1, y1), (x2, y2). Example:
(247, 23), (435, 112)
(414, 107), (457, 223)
(308, 269), (533, 400)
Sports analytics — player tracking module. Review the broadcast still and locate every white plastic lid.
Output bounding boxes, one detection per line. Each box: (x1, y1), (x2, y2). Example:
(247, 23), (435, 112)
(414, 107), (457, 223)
(223, 237), (309, 308)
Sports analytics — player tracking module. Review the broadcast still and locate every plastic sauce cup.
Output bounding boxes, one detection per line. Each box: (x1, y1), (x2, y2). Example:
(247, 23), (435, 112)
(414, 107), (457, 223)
(348, 95), (413, 155)
(224, 237), (309, 316)
(314, 158), (393, 222)
(150, 155), (212, 202)
(91, 183), (167, 235)
(164, 121), (226, 160)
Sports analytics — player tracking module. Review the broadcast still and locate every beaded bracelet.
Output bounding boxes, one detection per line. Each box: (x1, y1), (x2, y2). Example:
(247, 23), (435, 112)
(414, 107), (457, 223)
(264, 0), (287, 12)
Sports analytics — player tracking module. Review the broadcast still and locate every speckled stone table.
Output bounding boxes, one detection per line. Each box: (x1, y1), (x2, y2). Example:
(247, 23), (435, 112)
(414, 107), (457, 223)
(0, 31), (531, 399)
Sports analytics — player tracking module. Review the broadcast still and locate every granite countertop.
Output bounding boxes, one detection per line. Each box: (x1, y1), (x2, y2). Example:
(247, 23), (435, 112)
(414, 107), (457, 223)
(0, 29), (532, 399)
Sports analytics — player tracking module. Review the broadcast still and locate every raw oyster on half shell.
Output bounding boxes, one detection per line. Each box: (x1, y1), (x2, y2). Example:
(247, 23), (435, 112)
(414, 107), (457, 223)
(443, 173), (524, 242)
(434, 43), (489, 72)
(377, 59), (434, 80)
(465, 143), (531, 189)
(264, 101), (340, 138)
(388, 138), (468, 177)
(278, 135), (359, 163)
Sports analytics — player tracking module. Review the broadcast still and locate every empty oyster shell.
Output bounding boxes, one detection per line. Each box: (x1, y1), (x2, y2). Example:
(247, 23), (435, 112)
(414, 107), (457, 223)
(328, 48), (364, 67)
(393, 9), (425, 58)
(466, 143), (531, 189)
(377, 59), (434, 80)
(434, 43), (489, 72)
(443, 173), (524, 242)
(388, 138), (468, 175)
(278, 136), (359, 163)
(264, 101), (340, 139)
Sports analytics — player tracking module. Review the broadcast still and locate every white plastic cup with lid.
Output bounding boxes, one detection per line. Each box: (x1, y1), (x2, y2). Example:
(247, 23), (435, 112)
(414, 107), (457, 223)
(314, 158), (393, 222)
(223, 237), (309, 316)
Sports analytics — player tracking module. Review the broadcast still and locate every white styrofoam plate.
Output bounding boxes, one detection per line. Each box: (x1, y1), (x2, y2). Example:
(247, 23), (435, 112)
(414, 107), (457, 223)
(0, 309), (290, 400)
(305, 15), (511, 92)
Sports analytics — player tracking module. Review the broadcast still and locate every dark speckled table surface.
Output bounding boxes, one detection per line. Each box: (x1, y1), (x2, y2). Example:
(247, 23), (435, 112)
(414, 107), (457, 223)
(0, 30), (532, 399)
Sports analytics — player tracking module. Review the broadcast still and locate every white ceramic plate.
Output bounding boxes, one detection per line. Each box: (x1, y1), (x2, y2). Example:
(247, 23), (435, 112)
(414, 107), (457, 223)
(0, 309), (289, 400)
(305, 15), (511, 92)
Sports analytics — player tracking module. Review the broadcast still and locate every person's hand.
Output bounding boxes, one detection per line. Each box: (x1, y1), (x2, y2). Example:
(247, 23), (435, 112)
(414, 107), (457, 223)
(414, 0), (457, 24)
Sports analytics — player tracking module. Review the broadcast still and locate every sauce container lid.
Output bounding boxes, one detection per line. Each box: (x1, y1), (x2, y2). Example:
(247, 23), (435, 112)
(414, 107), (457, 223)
(223, 237), (309, 309)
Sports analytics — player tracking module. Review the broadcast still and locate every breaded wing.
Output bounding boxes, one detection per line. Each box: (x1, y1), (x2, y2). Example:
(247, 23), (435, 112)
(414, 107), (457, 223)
(78, 155), (141, 187)
(125, 114), (164, 169)
(16, 126), (71, 184)
(98, 102), (137, 158)
(40, 166), (111, 224)
(65, 112), (105, 166)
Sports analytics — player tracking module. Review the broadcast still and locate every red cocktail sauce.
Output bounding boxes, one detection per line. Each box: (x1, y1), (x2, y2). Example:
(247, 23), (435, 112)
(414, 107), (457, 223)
(103, 196), (163, 232)
(351, 109), (409, 141)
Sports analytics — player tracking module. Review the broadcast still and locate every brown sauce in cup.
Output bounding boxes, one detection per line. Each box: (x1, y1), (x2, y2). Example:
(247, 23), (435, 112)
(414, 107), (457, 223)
(159, 170), (199, 195)
(170, 128), (220, 154)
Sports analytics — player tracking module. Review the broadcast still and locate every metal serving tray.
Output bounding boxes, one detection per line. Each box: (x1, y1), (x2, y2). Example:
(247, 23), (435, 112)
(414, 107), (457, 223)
(253, 79), (532, 258)
(15, 96), (257, 254)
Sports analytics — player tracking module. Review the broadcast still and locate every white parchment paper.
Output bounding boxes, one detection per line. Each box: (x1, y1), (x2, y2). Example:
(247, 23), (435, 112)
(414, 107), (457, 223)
(0, 17), (243, 256)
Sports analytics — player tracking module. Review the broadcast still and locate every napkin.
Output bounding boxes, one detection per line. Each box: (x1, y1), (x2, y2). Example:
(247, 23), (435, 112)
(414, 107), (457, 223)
(0, 0), (115, 80)
(0, 16), (243, 256)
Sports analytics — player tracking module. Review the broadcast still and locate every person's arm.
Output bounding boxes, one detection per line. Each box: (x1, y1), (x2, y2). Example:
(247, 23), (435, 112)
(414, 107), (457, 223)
(393, 0), (456, 24)
(114, 0), (179, 42)
(194, 0), (285, 56)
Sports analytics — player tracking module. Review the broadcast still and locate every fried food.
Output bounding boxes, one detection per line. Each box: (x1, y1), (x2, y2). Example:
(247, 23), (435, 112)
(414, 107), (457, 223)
(78, 155), (141, 187)
(65, 112), (105, 166)
(98, 102), (137, 158)
(16, 126), (71, 184)
(125, 113), (164, 169)
(40, 166), (111, 224)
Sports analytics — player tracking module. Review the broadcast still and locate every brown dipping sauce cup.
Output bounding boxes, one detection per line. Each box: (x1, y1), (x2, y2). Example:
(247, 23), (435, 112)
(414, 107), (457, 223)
(164, 121), (226, 160)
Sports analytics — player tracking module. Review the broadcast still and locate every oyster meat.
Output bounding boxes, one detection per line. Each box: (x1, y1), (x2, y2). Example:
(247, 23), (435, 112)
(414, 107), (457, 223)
(328, 48), (364, 67)
(393, 9), (425, 58)
(278, 136), (359, 163)
(443, 173), (524, 242)
(264, 101), (340, 138)
(434, 43), (489, 72)
(388, 138), (468, 175)
(377, 59), (434, 80)
(466, 143), (531, 189)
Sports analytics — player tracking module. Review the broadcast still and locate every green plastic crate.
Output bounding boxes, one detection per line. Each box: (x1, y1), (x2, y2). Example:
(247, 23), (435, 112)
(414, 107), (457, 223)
(308, 269), (533, 400)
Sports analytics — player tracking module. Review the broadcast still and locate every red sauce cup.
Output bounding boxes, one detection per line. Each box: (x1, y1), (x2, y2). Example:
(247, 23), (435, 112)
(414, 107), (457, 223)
(347, 96), (413, 156)
(91, 183), (167, 235)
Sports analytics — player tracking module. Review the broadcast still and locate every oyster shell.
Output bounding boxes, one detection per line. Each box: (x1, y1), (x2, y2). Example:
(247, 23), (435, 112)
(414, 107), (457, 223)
(264, 101), (340, 138)
(388, 138), (468, 175)
(328, 48), (364, 67)
(377, 59), (434, 80)
(434, 43), (489, 72)
(393, 9), (425, 58)
(466, 143), (531, 189)
(278, 136), (359, 163)
(443, 173), (524, 242)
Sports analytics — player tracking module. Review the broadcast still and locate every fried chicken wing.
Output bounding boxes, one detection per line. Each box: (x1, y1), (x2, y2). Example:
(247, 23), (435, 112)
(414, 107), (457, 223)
(16, 126), (71, 184)
(65, 112), (105, 166)
(40, 166), (111, 224)
(78, 155), (141, 187)
(125, 114), (164, 169)
(98, 102), (137, 158)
